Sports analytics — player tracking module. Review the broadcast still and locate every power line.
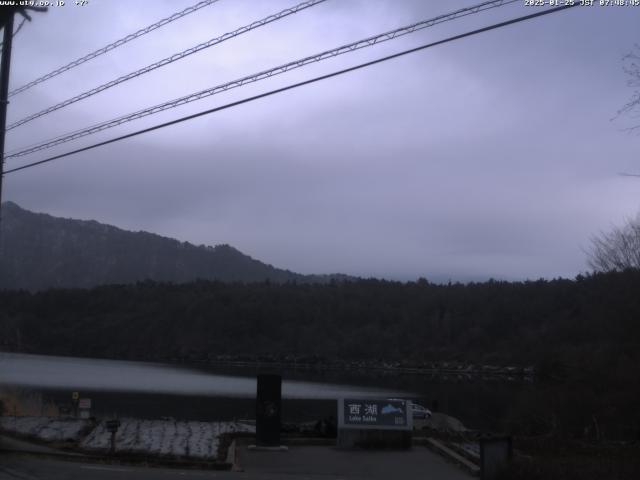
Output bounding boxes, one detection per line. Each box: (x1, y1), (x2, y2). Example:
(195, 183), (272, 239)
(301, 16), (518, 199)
(12, 17), (27, 37)
(4, 4), (579, 176)
(8, 0), (221, 98)
(0, 17), (29, 49)
(6, 0), (519, 160)
(6, 0), (327, 131)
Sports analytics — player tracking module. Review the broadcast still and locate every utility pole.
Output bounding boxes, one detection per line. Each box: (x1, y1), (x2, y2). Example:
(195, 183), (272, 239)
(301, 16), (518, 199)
(0, 11), (15, 224)
(0, 6), (46, 233)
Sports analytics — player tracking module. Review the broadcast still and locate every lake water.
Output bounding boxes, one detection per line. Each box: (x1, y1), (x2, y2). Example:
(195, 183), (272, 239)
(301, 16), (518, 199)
(0, 352), (405, 399)
(0, 352), (525, 428)
(0, 352), (411, 422)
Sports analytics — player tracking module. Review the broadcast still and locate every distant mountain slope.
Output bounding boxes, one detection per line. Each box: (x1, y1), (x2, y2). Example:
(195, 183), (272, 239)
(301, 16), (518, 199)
(0, 202), (348, 290)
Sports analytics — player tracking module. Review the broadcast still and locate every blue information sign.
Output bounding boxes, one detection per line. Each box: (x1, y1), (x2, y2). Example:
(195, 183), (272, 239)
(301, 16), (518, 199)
(338, 398), (412, 431)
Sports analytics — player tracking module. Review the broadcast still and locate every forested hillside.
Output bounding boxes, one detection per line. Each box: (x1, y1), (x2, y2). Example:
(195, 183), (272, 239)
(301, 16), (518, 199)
(0, 202), (348, 289)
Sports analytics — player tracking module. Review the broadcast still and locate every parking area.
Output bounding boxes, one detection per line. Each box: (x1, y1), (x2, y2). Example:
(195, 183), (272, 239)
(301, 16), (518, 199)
(237, 444), (473, 480)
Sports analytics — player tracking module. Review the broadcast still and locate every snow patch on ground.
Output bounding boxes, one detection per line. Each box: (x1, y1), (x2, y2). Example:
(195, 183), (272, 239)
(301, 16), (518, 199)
(80, 418), (254, 459)
(0, 416), (88, 442)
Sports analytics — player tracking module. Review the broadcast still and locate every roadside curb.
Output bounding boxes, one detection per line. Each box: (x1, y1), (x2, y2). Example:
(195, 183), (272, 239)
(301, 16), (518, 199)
(226, 439), (244, 471)
(420, 437), (480, 477)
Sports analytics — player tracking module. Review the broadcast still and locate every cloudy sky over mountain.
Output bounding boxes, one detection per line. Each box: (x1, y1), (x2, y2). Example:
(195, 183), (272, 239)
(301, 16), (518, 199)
(2, 0), (639, 281)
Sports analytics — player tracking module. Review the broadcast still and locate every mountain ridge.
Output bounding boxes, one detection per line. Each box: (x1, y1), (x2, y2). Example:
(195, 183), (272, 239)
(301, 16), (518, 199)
(0, 201), (351, 290)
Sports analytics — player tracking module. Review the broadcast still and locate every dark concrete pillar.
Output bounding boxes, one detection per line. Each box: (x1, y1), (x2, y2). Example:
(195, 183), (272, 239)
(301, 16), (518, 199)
(256, 374), (281, 446)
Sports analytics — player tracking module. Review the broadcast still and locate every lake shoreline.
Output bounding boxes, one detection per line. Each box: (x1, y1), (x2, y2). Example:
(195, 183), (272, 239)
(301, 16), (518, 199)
(1, 348), (535, 382)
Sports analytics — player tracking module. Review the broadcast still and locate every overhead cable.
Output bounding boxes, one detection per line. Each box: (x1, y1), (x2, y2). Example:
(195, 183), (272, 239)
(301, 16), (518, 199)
(0, 17), (28, 49)
(8, 0), (221, 97)
(6, 0), (519, 159)
(4, 4), (580, 175)
(7, 0), (327, 131)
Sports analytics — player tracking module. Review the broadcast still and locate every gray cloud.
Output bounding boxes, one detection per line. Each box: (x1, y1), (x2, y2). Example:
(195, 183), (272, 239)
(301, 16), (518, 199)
(3, 0), (639, 281)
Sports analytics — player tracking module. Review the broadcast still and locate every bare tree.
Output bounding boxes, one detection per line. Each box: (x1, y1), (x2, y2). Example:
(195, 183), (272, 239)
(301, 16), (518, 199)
(618, 44), (640, 133)
(588, 215), (640, 272)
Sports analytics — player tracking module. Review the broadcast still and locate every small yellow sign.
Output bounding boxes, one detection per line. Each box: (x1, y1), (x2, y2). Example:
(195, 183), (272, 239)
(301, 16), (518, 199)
(72, 391), (79, 401)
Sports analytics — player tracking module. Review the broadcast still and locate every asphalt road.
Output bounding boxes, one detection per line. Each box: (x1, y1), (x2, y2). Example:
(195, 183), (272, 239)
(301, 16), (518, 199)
(1, 455), (232, 480)
(0, 447), (472, 480)
(238, 445), (473, 480)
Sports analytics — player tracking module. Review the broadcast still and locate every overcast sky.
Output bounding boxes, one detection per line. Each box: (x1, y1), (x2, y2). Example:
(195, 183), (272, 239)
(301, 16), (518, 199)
(2, 0), (639, 281)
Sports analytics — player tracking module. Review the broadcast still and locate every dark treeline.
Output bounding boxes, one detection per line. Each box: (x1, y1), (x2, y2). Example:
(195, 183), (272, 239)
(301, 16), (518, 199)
(2, 271), (640, 443)
(1, 270), (638, 373)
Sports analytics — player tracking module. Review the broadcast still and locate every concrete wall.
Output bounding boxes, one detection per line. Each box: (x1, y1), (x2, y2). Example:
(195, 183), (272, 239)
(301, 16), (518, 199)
(337, 429), (412, 449)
